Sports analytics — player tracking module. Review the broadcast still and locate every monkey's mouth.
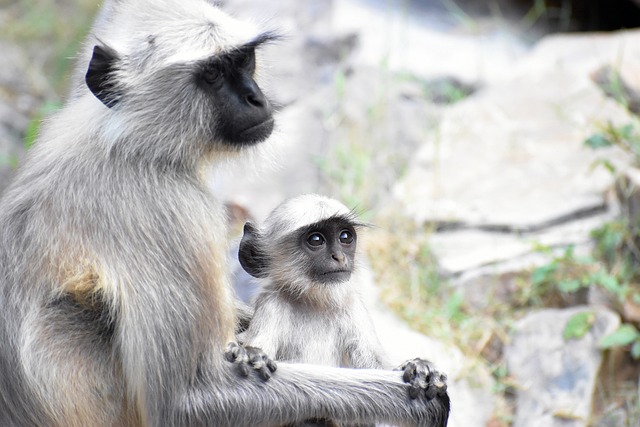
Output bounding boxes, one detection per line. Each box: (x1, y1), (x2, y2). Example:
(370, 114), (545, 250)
(318, 270), (351, 284)
(237, 118), (275, 143)
(322, 269), (350, 275)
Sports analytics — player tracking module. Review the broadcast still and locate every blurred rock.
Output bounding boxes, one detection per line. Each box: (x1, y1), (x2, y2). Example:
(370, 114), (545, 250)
(396, 37), (640, 227)
(396, 30), (640, 227)
(394, 31), (640, 312)
(429, 211), (614, 276)
(428, 212), (618, 311)
(505, 306), (620, 427)
(333, 0), (528, 86)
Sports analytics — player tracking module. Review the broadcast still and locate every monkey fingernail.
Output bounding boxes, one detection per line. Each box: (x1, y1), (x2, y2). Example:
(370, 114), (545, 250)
(267, 360), (277, 372)
(238, 364), (250, 377)
(434, 378), (446, 389)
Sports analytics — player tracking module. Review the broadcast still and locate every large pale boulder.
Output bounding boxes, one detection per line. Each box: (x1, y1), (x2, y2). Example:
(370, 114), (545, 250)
(505, 307), (620, 427)
(395, 30), (640, 287)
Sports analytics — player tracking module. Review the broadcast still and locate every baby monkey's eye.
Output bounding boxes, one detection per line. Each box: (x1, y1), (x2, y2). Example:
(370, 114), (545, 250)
(339, 230), (354, 244)
(307, 232), (325, 247)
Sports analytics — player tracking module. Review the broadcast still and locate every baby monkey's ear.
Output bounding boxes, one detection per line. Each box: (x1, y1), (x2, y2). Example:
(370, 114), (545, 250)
(238, 222), (270, 278)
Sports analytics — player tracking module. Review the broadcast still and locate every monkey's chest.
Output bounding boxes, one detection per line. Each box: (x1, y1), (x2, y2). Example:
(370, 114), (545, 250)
(281, 317), (345, 367)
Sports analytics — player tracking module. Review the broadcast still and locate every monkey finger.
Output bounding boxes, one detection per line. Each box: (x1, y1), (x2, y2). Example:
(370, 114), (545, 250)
(258, 366), (272, 381)
(397, 359), (411, 372)
(424, 383), (438, 400)
(432, 374), (448, 396)
(408, 384), (421, 400)
(256, 352), (277, 372)
(225, 350), (241, 363)
(225, 342), (243, 362)
(238, 362), (250, 377)
(266, 359), (277, 372)
(423, 370), (447, 395)
(401, 362), (417, 383)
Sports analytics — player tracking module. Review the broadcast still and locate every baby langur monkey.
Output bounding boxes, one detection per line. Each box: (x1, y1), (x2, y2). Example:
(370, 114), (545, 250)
(238, 194), (448, 427)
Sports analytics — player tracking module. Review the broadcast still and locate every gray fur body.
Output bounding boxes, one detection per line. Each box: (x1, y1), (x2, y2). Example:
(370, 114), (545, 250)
(0, 1), (449, 426)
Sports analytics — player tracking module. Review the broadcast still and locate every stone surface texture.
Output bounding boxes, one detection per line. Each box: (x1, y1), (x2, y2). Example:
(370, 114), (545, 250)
(505, 307), (620, 427)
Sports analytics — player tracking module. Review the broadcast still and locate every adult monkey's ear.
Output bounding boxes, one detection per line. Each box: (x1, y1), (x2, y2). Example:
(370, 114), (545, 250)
(85, 44), (122, 108)
(238, 222), (270, 279)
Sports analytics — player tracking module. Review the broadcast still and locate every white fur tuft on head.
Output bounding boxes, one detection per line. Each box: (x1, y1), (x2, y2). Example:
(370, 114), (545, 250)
(263, 194), (355, 237)
(94, 0), (263, 62)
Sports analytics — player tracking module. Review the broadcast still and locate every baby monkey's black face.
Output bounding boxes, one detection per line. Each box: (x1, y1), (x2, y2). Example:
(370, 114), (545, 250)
(301, 219), (357, 284)
(237, 210), (361, 285)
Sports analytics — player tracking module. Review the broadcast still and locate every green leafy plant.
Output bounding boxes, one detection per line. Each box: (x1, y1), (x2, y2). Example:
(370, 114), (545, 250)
(528, 242), (640, 359)
(600, 324), (640, 359)
(563, 311), (596, 341)
(585, 121), (640, 167)
(581, 121), (640, 362)
(524, 245), (614, 306)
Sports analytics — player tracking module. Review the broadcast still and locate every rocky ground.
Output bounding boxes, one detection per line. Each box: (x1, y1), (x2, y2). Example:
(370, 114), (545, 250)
(2, 1), (640, 426)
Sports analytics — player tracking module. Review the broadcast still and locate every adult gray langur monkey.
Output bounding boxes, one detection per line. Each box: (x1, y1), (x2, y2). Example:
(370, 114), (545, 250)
(0, 0), (450, 426)
(238, 194), (449, 427)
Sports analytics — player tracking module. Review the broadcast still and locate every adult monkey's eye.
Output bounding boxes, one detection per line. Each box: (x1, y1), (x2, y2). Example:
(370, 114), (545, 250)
(307, 232), (325, 247)
(202, 62), (224, 85)
(339, 230), (354, 244)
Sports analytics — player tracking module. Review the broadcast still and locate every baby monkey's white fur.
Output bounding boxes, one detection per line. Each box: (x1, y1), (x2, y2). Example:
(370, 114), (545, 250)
(241, 195), (387, 369)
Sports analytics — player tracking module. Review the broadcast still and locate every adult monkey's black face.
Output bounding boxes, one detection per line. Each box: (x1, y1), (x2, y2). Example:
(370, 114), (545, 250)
(85, 32), (278, 149)
(197, 35), (277, 147)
